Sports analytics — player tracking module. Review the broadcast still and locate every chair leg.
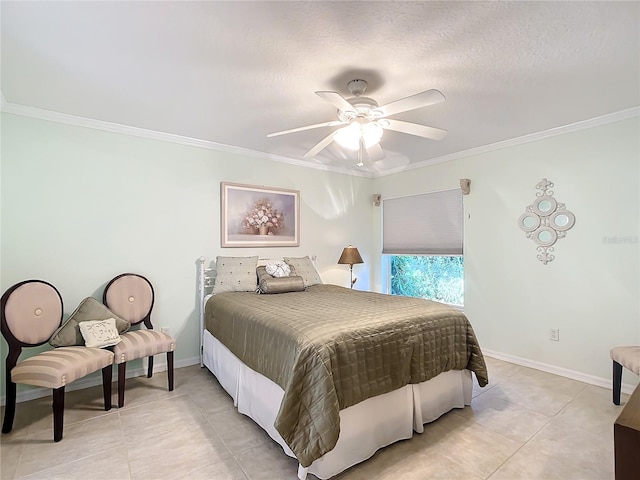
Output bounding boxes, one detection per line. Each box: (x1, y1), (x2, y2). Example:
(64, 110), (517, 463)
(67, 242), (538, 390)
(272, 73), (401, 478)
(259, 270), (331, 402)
(613, 360), (623, 405)
(167, 351), (174, 391)
(3, 348), (20, 435)
(147, 355), (154, 378)
(52, 387), (65, 442)
(2, 379), (17, 434)
(118, 363), (127, 408)
(102, 365), (112, 411)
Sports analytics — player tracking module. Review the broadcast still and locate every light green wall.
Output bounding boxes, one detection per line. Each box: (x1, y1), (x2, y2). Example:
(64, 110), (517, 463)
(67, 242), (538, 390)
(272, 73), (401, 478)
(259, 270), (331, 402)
(2, 112), (638, 399)
(373, 117), (640, 386)
(0, 113), (374, 397)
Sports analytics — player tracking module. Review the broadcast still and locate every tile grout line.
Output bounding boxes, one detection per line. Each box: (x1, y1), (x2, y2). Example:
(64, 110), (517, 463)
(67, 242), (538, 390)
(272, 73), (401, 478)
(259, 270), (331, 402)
(117, 409), (134, 480)
(188, 388), (247, 479)
(481, 373), (616, 479)
(3, 363), (618, 480)
(468, 361), (590, 479)
(481, 396), (558, 479)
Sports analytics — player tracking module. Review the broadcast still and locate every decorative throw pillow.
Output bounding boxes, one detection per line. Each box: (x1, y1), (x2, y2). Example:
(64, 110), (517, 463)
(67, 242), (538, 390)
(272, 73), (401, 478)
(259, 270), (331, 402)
(265, 261), (291, 278)
(256, 266), (305, 294)
(212, 256), (259, 294)
(283, 256), (323, 288)
(49, 297), (130, 347)
(79, 318), (122, 348)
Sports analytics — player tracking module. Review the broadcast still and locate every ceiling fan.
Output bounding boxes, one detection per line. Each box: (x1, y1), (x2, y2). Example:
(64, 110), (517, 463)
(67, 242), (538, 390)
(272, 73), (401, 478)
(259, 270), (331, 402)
(267, 79), (447, 167)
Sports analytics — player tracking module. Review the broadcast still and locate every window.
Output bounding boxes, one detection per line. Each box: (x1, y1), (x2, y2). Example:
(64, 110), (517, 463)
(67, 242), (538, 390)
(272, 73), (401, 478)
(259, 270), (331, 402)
(389, 255), (464, 306)
(382, 189), (464, 306)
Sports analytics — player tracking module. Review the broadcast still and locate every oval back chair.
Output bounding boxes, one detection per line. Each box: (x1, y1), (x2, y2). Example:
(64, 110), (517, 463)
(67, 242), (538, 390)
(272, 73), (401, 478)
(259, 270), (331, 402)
(1, 280), (113, 441)
(103, 273), (175, 407)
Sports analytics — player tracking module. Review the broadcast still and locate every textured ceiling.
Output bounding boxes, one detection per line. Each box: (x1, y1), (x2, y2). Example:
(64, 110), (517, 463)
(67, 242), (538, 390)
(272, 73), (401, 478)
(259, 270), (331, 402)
(2, 1), (639, 175)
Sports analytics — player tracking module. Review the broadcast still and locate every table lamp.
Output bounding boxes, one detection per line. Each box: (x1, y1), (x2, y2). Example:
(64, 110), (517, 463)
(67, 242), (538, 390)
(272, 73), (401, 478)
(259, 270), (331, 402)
(337, 245), (364, 289)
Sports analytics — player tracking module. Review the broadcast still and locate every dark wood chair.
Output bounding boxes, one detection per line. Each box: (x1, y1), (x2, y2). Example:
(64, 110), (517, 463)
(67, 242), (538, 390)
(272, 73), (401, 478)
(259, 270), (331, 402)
(1, 280), (113, 441)
(103, 273), (175, 408)
(611, 346), (640, 405)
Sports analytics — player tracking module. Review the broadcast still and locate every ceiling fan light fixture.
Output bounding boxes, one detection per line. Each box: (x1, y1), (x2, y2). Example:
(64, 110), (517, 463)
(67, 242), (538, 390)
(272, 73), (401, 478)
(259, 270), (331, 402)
(362, 122), (383, 147)
(335, 121), (383, 151)
(334, 123), (361, 150)
(269, 79), (447, 164)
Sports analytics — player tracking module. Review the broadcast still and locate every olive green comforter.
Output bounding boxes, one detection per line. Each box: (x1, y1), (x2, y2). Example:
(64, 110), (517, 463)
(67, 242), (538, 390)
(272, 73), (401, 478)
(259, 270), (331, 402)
(205, 284), (488, 467)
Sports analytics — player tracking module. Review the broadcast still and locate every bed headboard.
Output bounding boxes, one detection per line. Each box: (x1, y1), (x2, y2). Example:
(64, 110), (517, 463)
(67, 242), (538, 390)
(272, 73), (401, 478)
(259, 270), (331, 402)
(197, 257), (214, 367)
(196, 255), (316, 366)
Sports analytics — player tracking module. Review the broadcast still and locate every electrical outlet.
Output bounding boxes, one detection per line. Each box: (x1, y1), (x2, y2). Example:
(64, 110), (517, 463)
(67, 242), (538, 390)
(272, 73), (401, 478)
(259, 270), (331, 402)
(549, 328), (559, 342)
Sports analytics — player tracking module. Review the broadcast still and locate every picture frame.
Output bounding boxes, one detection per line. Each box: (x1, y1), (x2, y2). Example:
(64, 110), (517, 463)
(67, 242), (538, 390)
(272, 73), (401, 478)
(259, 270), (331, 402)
(221, 182), (300, 247)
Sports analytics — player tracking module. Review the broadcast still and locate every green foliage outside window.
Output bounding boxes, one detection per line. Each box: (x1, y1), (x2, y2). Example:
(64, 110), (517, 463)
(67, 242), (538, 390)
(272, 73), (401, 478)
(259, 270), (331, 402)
(390, 255), (464, 306)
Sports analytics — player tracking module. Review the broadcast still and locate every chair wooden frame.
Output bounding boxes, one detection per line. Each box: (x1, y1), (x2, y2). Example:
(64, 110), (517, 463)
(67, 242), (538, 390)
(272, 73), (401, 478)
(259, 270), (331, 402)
(1, 280), (112, 441)
(613, 360), (624, 406)
(103, 273), (174, 408)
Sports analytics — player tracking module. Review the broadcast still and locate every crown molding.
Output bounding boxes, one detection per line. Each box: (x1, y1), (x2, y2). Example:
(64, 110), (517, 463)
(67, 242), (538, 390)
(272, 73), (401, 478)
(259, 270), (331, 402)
(2, 99), (636, 179)
(0, 101), (373, 178)
(374, 106), (640, 177)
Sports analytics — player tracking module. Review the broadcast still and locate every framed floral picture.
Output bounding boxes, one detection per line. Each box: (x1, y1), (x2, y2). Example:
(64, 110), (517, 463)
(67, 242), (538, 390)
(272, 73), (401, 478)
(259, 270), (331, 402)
(221, 182), (300, 247)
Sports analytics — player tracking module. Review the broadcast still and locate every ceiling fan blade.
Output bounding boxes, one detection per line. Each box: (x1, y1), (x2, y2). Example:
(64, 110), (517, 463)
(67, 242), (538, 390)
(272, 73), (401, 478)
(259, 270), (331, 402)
(376, 89), (445, 117)
(267, 120), (346, 137)
(315, 91), (357, 114)
(367, 143), (386, 162)
(303, 130), (339, 158)
(383, 119), (448, 140)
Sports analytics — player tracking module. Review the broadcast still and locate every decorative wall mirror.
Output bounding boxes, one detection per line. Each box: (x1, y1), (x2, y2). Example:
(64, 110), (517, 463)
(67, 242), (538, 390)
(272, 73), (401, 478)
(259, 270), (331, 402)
(518, 178), (575, 264)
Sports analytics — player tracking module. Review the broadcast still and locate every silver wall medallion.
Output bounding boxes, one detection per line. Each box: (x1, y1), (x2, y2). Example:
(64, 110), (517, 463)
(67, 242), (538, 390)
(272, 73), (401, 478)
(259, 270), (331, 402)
(519, 178), (575, 264)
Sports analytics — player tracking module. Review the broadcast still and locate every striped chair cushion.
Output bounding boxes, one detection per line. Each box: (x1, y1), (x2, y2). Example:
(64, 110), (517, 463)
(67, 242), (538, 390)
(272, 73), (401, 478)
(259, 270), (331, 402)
(11, 346), (114, 389)
(112, 330), (176, 365)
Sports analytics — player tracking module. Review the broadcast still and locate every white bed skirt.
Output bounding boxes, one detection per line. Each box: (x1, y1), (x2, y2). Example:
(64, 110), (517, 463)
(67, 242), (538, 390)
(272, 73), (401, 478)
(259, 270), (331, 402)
(203, 329), (472, 479)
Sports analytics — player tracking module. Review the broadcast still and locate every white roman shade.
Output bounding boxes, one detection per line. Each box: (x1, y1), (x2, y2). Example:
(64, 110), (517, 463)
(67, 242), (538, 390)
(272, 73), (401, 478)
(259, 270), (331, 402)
(382, 189), (463, 255)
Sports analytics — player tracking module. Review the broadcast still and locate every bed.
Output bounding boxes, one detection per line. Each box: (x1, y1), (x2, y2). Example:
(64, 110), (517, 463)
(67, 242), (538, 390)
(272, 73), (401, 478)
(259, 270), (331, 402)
(197, 256), (488, 479)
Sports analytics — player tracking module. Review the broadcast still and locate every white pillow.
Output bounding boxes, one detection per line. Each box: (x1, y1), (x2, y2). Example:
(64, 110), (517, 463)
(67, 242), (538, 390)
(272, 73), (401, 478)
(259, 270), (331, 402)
(283, 256), (323, 288)
(265, 261), (291, 278)
(79, 318), (122, 348)
(213, 256), (259, 294)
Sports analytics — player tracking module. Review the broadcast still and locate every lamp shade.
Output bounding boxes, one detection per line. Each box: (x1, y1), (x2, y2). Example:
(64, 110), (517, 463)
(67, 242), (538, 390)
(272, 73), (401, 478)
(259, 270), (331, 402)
(337, 245), (364, 266)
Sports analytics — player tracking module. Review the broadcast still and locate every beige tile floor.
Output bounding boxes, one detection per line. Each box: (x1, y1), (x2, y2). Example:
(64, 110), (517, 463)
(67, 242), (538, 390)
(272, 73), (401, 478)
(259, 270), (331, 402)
(0, 357), (628, 480)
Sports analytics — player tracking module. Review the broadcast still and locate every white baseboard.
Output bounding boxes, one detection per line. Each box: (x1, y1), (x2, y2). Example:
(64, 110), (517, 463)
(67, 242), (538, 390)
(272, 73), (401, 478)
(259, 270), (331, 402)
(4, 351), (635, 406)
(483, 349), (638, 395)
(0, 356), (200, 407)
